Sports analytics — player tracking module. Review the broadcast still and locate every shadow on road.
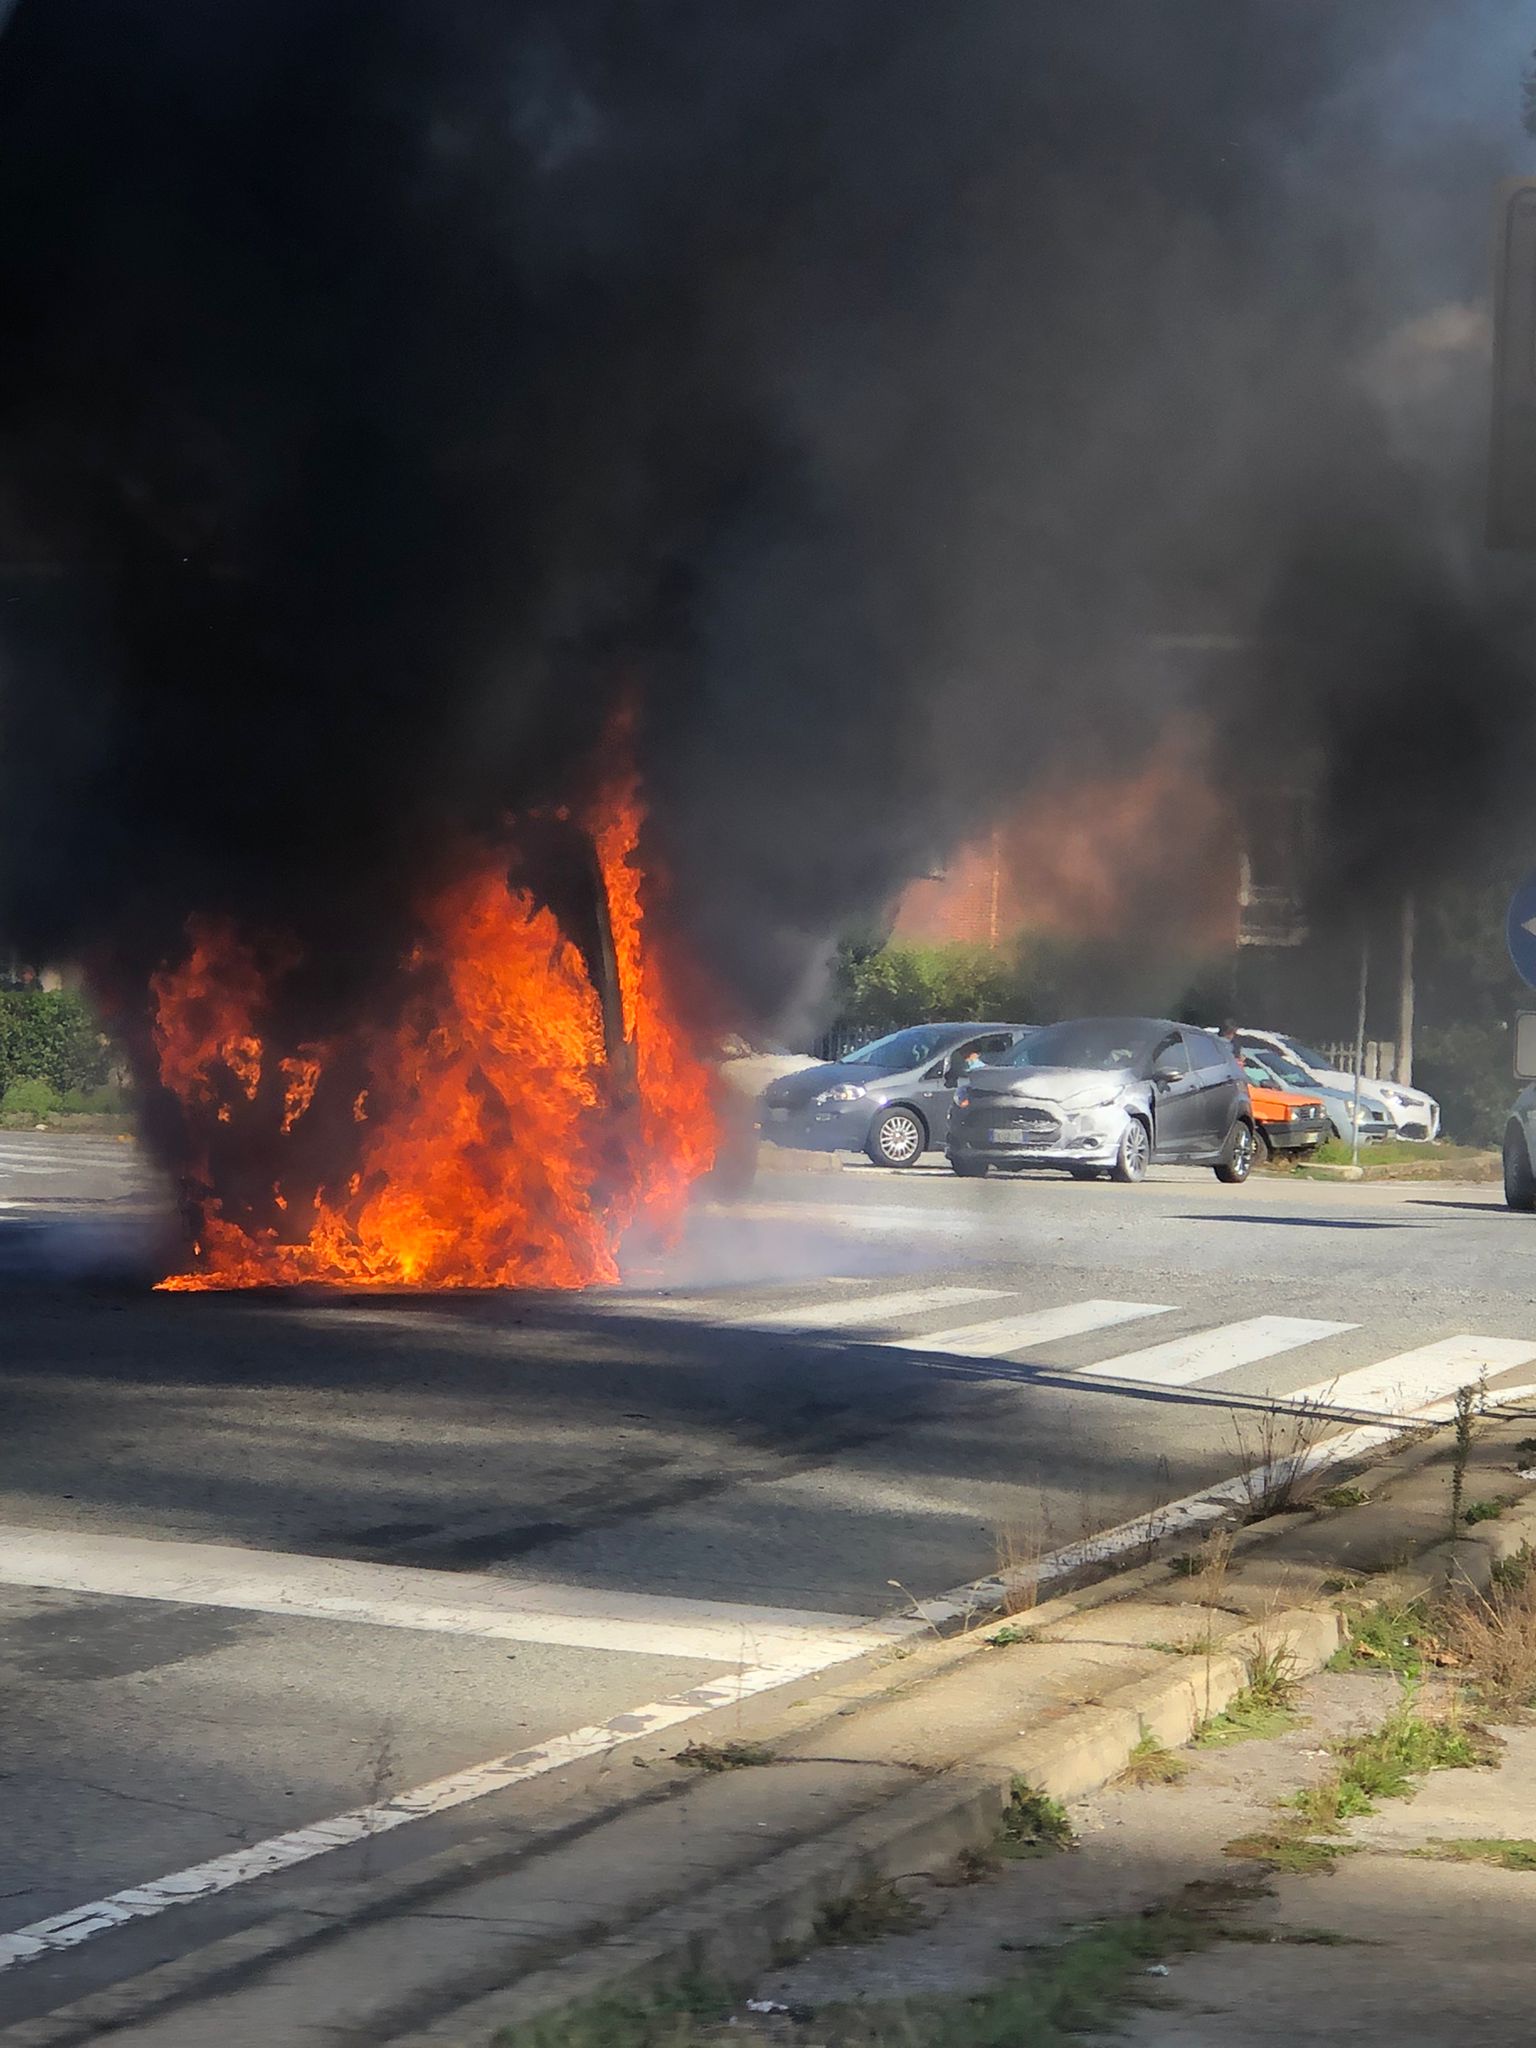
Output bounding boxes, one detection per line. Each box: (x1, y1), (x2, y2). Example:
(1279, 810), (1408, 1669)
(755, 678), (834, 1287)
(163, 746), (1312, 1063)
(1174, 1214), (1422, 1231)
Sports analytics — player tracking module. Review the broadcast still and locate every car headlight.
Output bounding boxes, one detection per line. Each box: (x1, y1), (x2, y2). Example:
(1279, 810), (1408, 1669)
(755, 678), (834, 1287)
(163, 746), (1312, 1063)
(813, 1084), (866, 1105)
(1070, 1092), (1123, 1112)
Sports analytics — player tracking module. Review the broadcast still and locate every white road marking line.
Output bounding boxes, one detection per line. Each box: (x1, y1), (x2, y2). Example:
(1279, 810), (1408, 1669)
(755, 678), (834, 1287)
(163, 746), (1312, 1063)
(894, 1298), (1174, 1359)
(1285, 1334), (1536, 1417)
(0, 1527), (873, 1667)
(1085, 1315), (1356, 1388)
(0, 1641), (867, 1974)
(744, 1285), (1011, 1330)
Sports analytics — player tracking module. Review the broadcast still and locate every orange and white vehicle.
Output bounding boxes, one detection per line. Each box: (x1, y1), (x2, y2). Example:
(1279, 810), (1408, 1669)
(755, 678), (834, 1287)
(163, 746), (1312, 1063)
(1237, 1050), (1329, 1160)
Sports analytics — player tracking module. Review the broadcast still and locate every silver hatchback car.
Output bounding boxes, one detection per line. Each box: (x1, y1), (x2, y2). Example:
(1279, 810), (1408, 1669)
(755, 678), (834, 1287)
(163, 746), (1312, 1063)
(946, 1016), (1256, 1183)
(758, 1022), (1035, 1167)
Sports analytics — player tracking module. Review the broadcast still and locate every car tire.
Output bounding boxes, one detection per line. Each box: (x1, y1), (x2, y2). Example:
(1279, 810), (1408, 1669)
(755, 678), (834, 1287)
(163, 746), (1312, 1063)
(949, 1155), (988, 1177)
(1109, 1118), (1151, 1184)
(1504, 1124), (1536, 1211)
(1214, 1120), (1255, 1184)
(1252, 1126), (1275, 1163)
(866, 1106), (926, 1169)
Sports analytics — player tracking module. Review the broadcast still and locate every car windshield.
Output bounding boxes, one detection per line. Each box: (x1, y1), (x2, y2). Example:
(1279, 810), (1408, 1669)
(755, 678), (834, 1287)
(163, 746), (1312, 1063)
(1240, 1056), (1280, 1088)
(1283, 1038), (1335, 1073)
(842, 1025), (966, 1072)
(1004, 1019), (1158, 1072)
(1258, 1050), (1319, 1091)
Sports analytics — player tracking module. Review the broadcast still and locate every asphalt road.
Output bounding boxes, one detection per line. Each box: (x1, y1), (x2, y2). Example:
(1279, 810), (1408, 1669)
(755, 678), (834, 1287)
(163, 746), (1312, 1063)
(0, 1131), (1532, 2022)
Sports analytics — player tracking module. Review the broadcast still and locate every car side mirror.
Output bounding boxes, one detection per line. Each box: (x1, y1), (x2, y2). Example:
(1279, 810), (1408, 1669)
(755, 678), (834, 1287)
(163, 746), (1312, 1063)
(1152, 1062), (1182, 1085)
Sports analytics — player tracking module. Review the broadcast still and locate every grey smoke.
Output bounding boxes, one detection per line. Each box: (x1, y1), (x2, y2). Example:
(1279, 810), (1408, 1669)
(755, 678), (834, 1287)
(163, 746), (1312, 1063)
(0, 0), (1531, 1058)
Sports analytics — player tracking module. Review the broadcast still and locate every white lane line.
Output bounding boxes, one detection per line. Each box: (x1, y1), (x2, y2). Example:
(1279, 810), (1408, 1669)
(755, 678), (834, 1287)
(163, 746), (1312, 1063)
(1285, 1334), (1536, 1417)
(747, 1285), (1011, 1331)
(0, 1528), (872, 1667)
(0, 1641), (867, 1974)
(894, 1298), (1174, 1359)
(1085, 1315), (1356, 1388)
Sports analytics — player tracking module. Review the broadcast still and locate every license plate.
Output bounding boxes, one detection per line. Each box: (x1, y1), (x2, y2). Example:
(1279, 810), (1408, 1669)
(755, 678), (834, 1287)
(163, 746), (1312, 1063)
(990, 1126), (1027, 1144)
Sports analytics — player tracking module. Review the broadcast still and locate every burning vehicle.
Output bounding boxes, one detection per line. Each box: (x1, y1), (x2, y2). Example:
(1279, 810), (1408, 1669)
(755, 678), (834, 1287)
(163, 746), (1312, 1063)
(145, 740), (718, 1291)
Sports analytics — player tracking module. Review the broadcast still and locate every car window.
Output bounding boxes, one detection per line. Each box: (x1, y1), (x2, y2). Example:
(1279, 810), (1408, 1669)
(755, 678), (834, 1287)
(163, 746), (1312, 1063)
(969, 1033), (1014, 1058)
(1241, 1055), (1284, 1088)
(843, 1025), (968, 1072)
(1183, 1029), (1230, 1074)
(1005, 1019), (1159, 1071)
(1152, 1033), (1190, 1079)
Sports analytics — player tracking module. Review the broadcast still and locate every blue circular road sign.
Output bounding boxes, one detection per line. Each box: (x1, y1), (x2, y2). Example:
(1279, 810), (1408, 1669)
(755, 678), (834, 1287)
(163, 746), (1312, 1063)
(1508, 869), (1536, 989)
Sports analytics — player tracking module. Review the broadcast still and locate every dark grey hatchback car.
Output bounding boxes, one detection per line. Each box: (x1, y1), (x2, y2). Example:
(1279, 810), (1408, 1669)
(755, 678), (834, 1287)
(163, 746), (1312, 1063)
(758, 1022), (1035, 1167)
(945, 1017), (1256, 1183)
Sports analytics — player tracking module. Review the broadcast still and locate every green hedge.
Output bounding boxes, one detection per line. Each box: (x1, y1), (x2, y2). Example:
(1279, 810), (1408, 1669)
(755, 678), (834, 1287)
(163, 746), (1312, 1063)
(0, 991), (109, 1095)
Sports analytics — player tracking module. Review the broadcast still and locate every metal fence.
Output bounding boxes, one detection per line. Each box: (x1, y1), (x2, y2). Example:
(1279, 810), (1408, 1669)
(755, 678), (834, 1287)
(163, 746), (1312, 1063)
(1319, 1040), (1397, 1082)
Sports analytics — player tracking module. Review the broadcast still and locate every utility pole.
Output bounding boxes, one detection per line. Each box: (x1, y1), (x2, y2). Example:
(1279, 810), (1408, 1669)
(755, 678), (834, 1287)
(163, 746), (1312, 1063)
(1397, 893), (1415, 1086)
(1350, 932), (1370, 1170)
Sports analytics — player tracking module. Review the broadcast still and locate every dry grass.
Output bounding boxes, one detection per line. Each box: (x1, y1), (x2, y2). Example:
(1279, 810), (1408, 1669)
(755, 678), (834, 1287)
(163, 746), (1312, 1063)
(812, 1877), (923, 1946)
(1440, 1573), (1536, 1716)
(1228, 1398), (1338, 1519)
(1115, 1730), (1189, 1787)
(991, 1519), (1046, 1616)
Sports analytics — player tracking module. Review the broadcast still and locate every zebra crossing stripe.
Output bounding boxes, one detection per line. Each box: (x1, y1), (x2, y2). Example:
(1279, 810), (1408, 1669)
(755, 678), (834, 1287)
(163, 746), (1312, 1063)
(1085, 1315), (1355, 1388)
(1286, 1334), (1536, 1417)
(893, 1298), (1174, 1359)
(747, 1285), (1011, 1331)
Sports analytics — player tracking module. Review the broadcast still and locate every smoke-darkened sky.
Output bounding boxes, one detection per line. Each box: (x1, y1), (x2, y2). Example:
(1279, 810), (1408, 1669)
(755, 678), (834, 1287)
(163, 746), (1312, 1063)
(0, 1), (1532, 1034)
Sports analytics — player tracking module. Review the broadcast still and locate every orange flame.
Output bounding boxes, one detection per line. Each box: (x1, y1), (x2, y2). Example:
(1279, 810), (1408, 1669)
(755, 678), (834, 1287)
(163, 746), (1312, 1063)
(152, 758), (717, 1290)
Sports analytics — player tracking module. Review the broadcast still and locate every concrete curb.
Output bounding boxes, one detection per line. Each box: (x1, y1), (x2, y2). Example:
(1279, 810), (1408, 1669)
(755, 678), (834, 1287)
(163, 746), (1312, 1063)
(389, 1604), (1347, 2046)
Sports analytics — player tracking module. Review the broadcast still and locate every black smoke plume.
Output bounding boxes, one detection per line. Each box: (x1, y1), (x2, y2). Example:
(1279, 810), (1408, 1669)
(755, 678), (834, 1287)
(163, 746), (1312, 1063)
(0, 0), (1532, 1049)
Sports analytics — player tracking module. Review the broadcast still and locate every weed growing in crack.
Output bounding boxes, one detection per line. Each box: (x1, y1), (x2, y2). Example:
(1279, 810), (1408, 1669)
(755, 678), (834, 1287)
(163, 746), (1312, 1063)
(947, 1842), (1003, 1884)
(1328, 1599), (1439, 1677)
(1491, 1543), (1536, 1593)
(1317, 1484), (1369, 1511)
(1441, 1571), (1536, 1715)
(1195, 1643), (1301, 1748)
(1116, 1729), (1188, 1788)
(1228, 1399), (1336, 1520)
(813, 1876), (922, 1945)
(1224, 1829), (1350, 1875)
(1450, 1382), (1481, 1535)
(1414, 1837), (1536, 1870)
(999, 1779), (1074, 1856)
(1464, 1498), (1508, 1525)
(675, 1739), (776, 1772)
